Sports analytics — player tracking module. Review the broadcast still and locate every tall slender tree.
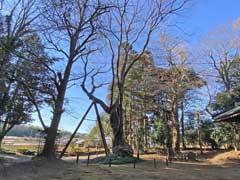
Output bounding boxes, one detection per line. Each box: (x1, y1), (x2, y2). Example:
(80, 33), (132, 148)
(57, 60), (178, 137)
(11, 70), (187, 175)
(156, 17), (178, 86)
(157, 33), (205, 151)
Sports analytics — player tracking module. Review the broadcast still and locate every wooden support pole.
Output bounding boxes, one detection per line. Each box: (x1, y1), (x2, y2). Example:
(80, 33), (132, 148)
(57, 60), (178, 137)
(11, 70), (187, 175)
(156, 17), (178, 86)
(94, 103), (109, 156)
(133, 159), (136, 168)
(59, 103), (94, 159)
(109, 158), (111, 167)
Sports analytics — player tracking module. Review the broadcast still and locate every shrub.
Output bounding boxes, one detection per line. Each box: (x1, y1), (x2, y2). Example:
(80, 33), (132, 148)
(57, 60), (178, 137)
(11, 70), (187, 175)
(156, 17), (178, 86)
(16, 147), (35, 155)
(95, 155), (143, 164)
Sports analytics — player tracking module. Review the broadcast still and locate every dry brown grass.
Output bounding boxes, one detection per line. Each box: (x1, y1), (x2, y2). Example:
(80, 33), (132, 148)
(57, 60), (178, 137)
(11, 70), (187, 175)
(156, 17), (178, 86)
(0, 151), (239, 180)
(208, 150), (240, 165)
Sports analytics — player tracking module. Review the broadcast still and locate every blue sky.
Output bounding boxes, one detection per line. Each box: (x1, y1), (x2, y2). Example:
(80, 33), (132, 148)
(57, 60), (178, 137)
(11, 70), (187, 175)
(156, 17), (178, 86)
(31, 0), (240, 134)
(184, 0), (240, 37)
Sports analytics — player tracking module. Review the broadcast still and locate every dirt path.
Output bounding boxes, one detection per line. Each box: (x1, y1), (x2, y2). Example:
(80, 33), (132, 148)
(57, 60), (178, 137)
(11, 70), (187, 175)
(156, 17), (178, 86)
(0, 152), (32, 166)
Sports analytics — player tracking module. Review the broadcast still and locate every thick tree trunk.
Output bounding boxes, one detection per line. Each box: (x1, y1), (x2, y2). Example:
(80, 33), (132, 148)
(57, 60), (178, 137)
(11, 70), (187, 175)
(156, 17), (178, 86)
(0, 124), (14, 150)
(110, 104), (133, 157)
(41, 98), (64, 159)
(41, 61), (73, 159)
(171, 95), (180, 152)
(164, 112), (174, 157)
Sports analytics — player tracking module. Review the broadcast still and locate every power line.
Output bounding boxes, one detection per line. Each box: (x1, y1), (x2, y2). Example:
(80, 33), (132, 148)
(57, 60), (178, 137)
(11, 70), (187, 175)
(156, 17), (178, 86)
(1, 40), (238, 67)
(82, 60), (240, 66)
(64, 111), (97, 122)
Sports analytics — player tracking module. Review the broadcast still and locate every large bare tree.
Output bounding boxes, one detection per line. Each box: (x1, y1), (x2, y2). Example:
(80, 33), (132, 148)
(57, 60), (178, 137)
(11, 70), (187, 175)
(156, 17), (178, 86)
(201, 19), (240, 92)
(37, 0), (109, 159)
(81, 0), (189, 157)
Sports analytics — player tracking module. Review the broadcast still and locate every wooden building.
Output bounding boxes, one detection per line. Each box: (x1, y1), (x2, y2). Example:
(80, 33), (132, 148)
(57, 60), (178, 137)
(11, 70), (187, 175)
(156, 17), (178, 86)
(213, 106), (240, 151)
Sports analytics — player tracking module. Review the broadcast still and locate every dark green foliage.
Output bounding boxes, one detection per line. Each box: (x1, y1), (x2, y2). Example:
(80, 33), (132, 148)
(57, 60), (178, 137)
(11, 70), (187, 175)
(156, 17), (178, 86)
(0, 33), (53, 140)
(0, 7), (54, 146)
(212, 91), (240, 112)
(201, 120), (218, 149)
(16, 147), (36, 155)
(184, 124), (198, 146)
(151, 118), (168, 146)
(94, 154), (143, 164)
(211, 123), (236, 149)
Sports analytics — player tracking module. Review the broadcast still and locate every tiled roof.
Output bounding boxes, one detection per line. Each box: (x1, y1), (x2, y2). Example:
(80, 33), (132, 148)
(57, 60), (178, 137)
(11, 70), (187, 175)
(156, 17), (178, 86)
(213, 106), (240, 122)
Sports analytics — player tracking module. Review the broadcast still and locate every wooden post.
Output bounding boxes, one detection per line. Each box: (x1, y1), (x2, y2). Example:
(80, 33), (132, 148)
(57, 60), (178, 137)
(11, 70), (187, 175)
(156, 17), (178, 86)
(166, 157), (168, 167)
(76, 152), (79, 164)
(109, 158), (111, 167)
(59, 103), (93, 159)
(154, 158), (156, 168)
(133, 158), (136, 168)
(94, 103), (109, 156)
(87, 152), (90, 167)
